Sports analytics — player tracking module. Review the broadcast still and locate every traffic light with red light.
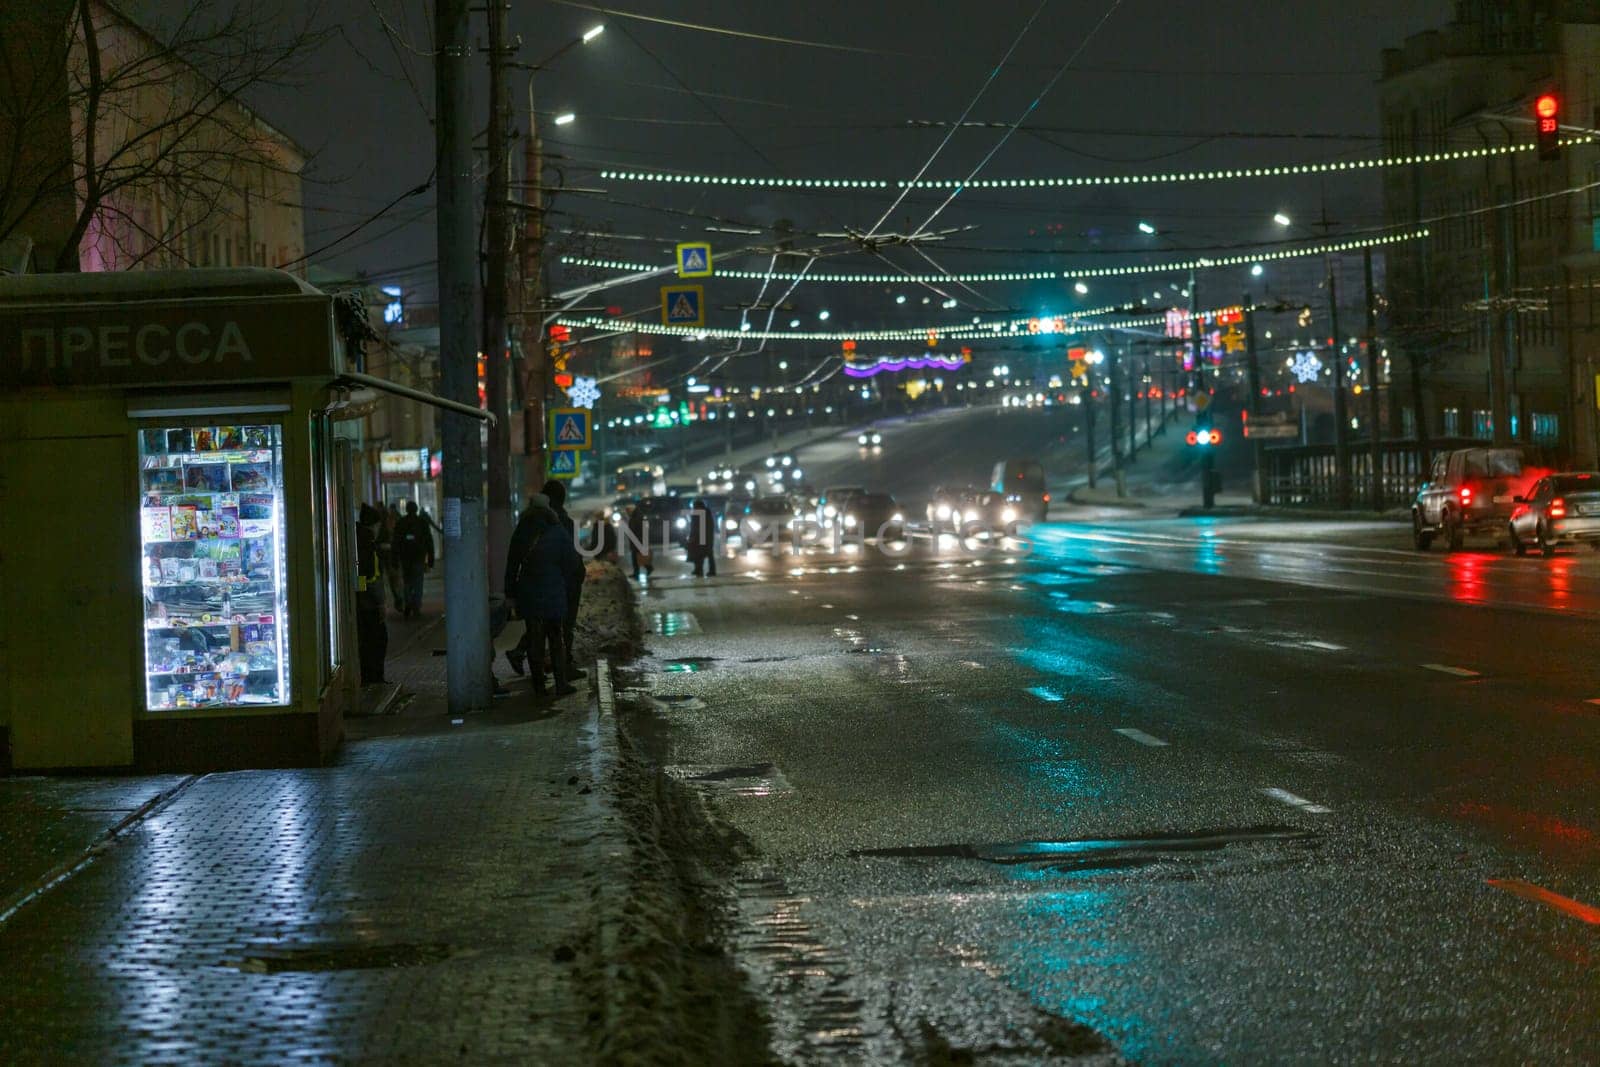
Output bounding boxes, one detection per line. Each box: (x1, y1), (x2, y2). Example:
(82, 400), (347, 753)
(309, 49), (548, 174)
(1535, 93), (1561, 160)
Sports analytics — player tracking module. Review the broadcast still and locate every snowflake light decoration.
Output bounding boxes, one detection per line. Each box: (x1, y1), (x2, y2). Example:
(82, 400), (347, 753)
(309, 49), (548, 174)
(1290, 351), (1323, 384)
(565, 375), (600, 409)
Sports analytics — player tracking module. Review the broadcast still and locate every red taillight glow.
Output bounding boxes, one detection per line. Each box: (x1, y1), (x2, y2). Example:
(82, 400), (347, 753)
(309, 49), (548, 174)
(1460, 486), (1474, 505)
(1042, 493), (1050, 502)
(1550, 497), (1566, 518)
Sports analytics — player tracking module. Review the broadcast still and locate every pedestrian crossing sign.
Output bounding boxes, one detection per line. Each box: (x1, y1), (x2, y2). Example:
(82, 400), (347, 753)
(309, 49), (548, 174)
(675, 242), (713, 278)
(547, 448), (580, 479)
(661, 284), (705, 327)
(548, 407), (591, 450)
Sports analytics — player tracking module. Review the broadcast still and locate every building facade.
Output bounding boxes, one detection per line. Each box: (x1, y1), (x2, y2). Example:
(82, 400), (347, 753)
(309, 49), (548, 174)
(0, 0), (306, 276)
(1380, 0), (1600, 464)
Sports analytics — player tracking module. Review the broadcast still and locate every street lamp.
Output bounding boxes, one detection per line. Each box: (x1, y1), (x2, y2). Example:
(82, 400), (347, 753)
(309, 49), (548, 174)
(1137, 221), (1157, 235)
(1074, 281), (1089, 295)
(553, 112), (575, 125)
(581, 24), (605, 42)
(1272, 212), (1292, 227)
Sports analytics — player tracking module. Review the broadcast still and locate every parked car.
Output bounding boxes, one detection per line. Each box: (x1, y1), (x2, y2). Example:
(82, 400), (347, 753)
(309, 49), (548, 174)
(989, 459), (1049, 522)
(1507, 472), (1600, 556)
(1412, 446), (1530, 551)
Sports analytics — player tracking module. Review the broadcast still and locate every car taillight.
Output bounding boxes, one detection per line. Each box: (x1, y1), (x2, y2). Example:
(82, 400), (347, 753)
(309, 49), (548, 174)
(1550, 497), (1566, 518)
(1459, 486), (1473, 505)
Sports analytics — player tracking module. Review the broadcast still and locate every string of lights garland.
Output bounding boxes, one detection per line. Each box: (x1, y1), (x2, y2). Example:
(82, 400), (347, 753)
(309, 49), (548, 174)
(555, 302), (1249, 342)
(559, 228), (1427, 285)
(596, 136), (1595, 190)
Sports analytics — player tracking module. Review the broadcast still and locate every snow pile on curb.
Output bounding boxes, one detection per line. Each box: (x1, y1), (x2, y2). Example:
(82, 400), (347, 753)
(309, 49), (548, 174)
(572, 560), (644, 663)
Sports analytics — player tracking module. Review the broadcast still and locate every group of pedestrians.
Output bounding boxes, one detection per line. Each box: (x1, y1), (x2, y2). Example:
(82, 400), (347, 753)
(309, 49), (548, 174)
(626, 497), (720, 580)
(354, 499), (438, 687)
(504, 480), (586, 699)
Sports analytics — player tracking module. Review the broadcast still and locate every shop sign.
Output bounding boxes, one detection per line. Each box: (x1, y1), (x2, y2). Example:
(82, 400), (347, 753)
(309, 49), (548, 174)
(380, 448), (429, 478)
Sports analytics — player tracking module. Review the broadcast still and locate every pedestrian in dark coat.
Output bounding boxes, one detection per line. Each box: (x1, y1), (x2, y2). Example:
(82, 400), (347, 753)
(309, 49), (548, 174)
(382, 503), (404, 610)
(626, 503), (654, 580)
(504, 493), (582, 697)
(685, 497), (718, 577)
(393, 501), (435, 617)
(355, 503), (388, 684)
(542, 479), (587, 679)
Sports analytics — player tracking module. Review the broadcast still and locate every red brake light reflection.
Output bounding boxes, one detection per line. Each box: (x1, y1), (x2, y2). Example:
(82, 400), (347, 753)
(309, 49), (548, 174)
(1459, 486), (1473, 504)
(1550, 498), (1566, 518)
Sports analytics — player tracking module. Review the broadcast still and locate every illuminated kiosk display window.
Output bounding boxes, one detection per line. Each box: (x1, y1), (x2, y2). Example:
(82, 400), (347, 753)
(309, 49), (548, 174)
(137, 423), (290, 710)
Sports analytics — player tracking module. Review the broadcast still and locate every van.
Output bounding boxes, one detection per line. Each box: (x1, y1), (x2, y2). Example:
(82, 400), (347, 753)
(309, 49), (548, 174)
(990, 459), (1048, 521)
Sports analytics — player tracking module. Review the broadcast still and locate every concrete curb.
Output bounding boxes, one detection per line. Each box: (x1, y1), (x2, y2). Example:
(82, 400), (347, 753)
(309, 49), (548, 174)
(585, 656), (628, 1054)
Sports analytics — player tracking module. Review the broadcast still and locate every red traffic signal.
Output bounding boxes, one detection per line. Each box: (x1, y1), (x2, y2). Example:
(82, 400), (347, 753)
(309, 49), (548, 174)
(548, 324), (570, 342)
(1535, 93), (1561, 160)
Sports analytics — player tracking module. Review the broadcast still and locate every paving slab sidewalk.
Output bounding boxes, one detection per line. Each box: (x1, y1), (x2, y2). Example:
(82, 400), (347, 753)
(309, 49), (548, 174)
(0, 564), (647, 1065)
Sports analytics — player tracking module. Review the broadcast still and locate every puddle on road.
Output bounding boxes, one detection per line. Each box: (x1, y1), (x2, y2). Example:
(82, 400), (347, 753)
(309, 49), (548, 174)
(663, 656), (718, 672)
(232, 942), (453, 973)
(851, 826), (1317, 873)
(667, 762), (793, 798)
(649, 693), (707, 712)
(644, 611), (701, 636)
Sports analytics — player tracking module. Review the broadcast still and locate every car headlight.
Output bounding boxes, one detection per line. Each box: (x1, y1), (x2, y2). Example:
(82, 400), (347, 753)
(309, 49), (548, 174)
(790, 469), (802, 480)
(936, 504), (951, 519)
(724, 519), (738, 531)
(744, 480), (756, 491)
(891, 512), (903, 523)
(781, 456), (792, 467)
(858, 434), (868, 445)
(1001, 507), (1018, 523)
(610, 511), (622, 524)
(844, 514), (857, 527)
(765, 457), (776, 468)
(674, 517), (687, 529)
(872, 433), (882, 444)
(824, 505), (837, 518)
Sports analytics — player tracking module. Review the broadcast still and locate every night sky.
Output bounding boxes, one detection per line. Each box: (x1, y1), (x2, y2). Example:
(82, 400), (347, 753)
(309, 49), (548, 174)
(240, 1), (1453, 327)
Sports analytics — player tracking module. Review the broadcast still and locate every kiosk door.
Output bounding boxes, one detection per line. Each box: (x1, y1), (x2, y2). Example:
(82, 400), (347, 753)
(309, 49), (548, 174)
(2, 436), (136, 767)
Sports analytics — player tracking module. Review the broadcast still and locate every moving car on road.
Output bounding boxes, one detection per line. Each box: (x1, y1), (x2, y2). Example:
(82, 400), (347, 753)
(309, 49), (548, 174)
(857, 430), (883, 448)
(1412, 447), (1530, 551)
(737, 494), (803, 546)
(1507, 472), (1600, 556)
(990, 459), (1049, 522)
(839, 491), (905, 541)
(926, 485), (982, 532)
(815, 485), (865, 527)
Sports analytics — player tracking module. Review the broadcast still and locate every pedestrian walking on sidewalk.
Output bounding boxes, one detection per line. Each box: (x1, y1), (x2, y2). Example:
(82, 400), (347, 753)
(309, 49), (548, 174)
(355, 503), (388, 684)
(393, 501), (434, 618)
(382, 502), (404, 611)
(504, 492), (582, 698)
(542, 479), (587, 680)
(685, 497), (718, 577)
(627, 503), (654, 581)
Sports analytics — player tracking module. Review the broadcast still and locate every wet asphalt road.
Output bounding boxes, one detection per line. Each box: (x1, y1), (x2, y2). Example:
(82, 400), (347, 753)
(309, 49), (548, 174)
(621, 409), (1600, 1063)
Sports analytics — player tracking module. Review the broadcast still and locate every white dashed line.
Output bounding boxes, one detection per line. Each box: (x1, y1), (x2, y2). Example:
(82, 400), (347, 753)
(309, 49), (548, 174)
(1302, 640), (1347, 652)
(1027, 686), (1064, 703)
(1114, 728), (1168, 747)
(1261, 787), (1332, 814)
(1421, 663), (1480, 678)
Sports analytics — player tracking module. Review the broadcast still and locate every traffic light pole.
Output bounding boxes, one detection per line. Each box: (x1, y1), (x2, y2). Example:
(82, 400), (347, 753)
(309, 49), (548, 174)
(1329, 263), (1352, 509)
(1364, 247), (1383, 510)
(1244, 296), (1265, 504)
(1191, 277), (1215, 509)
(1084, 379), (1097, 490)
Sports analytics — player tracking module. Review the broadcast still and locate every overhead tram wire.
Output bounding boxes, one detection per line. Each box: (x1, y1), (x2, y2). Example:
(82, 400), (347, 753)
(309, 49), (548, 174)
(913, 0), (1125, 236)
(861, 0), (1052, 242)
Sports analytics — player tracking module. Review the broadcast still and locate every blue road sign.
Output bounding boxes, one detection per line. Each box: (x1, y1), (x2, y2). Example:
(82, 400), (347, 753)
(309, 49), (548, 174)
(548, 449), (579, 479)
(675, 242), (712, 277)
(549, 407), (592, 450)
(661, 284), (705, 327)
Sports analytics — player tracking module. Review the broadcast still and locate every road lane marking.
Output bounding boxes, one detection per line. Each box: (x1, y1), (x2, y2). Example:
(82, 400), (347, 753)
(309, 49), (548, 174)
(1027, 686), (1064, 703)
(1421, 663), (1480, 677)
(1302, 640), (1347, 652)
(1260, 787), (1332, 814)
(1486, 878), (1600, 925)
(1114, 728), (1168, 747)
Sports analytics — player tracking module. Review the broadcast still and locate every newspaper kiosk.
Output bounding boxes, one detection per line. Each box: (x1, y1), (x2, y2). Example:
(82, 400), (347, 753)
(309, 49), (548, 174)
(0, 269), (362, 771)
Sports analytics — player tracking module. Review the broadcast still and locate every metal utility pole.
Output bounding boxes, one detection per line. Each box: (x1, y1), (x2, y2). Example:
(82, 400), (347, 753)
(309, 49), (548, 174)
(1244, 296), (1265, 504)
(1329, 262), (1352, 509)
(484, 0), (513, 593)
(1143, 356), (1153, 447)
(1084, 381), (1097, 489)
(1125, 348), (1138, 462)
(1364, 247), (1383, 511)
(435, 0), (491, 712)
(521, 87), (549, 500)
